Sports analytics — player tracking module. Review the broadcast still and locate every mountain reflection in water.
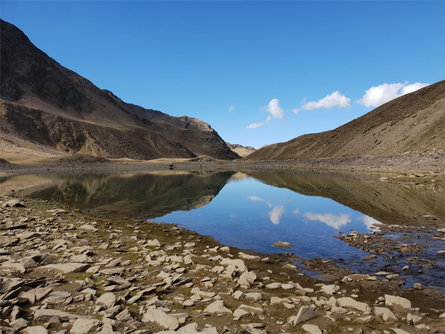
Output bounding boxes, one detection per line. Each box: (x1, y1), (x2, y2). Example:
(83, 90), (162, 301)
(3, 170), (443, 289)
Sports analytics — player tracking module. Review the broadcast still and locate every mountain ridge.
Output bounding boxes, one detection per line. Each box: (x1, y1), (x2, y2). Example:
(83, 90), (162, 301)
(0, 19), (239, 161)
(246, 81), (445, 161)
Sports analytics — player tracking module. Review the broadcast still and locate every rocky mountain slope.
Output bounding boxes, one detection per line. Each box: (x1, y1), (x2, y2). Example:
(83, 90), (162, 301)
(247, 81), (445, 161)
(0, 20), (239, 161)
(226, 143), (256, 157)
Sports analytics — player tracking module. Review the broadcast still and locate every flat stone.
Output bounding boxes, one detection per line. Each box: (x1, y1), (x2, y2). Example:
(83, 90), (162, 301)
(272, 241), (291, 248)
(375, 307), (397, 322)
(384, 294), (412, 309)
(204, 300), (232, 314)
(337, 297), (370, 313)
(238, 271), (257, 289)
(40, 263), (89, 274)
(34, 309), (77, 322)
(391, 329), (412, 334)
(3, 199), (25, 207)
(142, 309), (179, 330)
(96, 292), (116, 308)
(79, 224), (98, 232)
(233, 308), (249, 320)
(44, 291), (71, 304)
(22, 326), (47, 334)
(319, 284), (339, 295)
(302, 324), (322, 334)
(245, 292), (262, 301)
(147, 239), (161, 247)
(220, 258), (247, 273)
(70, 318), (100, 334)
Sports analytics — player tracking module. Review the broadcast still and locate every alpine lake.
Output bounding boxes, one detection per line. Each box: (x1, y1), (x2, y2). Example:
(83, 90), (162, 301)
(2, 170), (444, 291)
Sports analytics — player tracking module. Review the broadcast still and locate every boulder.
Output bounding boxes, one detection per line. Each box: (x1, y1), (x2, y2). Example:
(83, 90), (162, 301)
(272, 241), (291, 248)
(142, 309), (179, 330)
(375, 307), (397, 322)
(70, 318), (100, 334)
(337, 297), (370, 313)
(238, 271), (257, 289)
(204, 300), (232, 314)
(22, 326), (47, 334)
(96, 292), (116, 308)
(302, 324), (322, 334)
(385, 294), (412, 309)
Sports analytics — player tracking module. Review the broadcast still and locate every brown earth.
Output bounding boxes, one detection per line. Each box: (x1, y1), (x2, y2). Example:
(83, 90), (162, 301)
(0, 19), (239, 162)
(247, 81), (445, 161)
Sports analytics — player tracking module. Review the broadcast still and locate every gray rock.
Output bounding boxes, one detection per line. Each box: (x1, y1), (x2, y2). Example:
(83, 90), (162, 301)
(3, 199), (25, 207)
(288, 306), (316, 325)
(40, 263), (89, 274)
(337, 297), (370, 313)
(33, 309), (78, 322)
(238, 271), (257, 289)
(22, 326), (47, 334)
(142, 309), (179, 330)
(70, 318), (101, 334)
(44, 291), (71, 304)
(374, 306), (397, 322)
(204, 300), (232, 314)
(272, 241), (291, 248)
(384, 294), (412, 309)
(302, 324), (322, 334)
(96, 292), (116, 308)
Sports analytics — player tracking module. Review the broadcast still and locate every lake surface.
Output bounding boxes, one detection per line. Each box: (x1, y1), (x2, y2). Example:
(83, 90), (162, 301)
(3, 170), (444, 289)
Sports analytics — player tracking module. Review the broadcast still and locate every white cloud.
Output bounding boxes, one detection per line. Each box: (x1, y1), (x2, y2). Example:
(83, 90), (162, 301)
(401, 82), (429, 95)
(247, 122), (264, 129)
(248, 196), (272, 207)
(267, 99), (284, 119)
(302, 91), (351, 110)
(228, 105), (235, 112)
(248, 196), (266, 202)
(246, 115), (271, 129)
(358, 82), (429, 108)
(361, 215), (381, 230)
(269, 205), (285, 225)
(304, 212), (351, 230)
(292, 108), (299, 115)
(293, 208), (300, 214)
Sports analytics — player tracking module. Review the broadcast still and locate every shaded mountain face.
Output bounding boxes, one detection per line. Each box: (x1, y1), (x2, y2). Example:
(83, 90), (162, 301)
(248, 171), (445, 226)
(0, 20), (239, 160)
(25, 172), (234, 218)
(247, 81), (445, 161)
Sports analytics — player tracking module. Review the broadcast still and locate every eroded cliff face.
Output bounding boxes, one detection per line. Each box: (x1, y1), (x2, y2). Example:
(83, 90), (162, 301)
(0, 19), (239, 161)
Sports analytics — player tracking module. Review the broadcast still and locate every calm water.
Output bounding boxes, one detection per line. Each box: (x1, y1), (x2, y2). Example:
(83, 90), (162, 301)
(4, 170), (444, 288)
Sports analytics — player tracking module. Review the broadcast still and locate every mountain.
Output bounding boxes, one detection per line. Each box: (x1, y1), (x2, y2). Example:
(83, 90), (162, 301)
(0, 20), (239, 161)
(226, 143), (256, 157)
(246, 81), (445, 161)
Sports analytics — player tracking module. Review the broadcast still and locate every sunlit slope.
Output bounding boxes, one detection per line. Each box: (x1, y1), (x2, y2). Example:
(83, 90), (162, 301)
(247, 81), (445, 160)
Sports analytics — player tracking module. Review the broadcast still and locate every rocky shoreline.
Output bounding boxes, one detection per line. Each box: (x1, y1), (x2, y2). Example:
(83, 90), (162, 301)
(1, 195), (444, 334)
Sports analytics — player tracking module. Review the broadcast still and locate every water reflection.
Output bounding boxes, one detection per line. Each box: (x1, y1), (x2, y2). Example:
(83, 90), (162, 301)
(268, 205), (285, 225)
(2, 170), (443, 288)
(303, 212), (351, 230)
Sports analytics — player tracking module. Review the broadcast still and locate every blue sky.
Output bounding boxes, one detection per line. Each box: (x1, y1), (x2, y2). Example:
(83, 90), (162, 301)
(1, 1), (444, 148)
